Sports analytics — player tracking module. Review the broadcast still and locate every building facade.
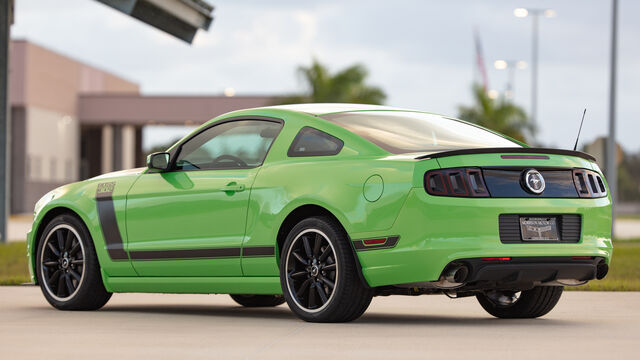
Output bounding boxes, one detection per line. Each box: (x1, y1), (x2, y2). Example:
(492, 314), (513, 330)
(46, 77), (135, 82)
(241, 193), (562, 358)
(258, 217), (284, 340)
(9, 40), (274, 214)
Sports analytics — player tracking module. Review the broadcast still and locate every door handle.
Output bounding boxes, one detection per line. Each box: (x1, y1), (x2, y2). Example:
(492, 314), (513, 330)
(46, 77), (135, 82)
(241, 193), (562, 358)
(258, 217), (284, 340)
(219, 182), (245, 192)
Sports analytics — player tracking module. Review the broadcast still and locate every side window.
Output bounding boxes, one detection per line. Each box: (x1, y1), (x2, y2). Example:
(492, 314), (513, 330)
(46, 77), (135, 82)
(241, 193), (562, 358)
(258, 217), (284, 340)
(175, 120), (282, 170)
(287, 127), (344, 157)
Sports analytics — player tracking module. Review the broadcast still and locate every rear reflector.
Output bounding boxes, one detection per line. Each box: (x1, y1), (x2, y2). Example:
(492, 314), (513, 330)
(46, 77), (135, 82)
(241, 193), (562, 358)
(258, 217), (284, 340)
(362, 238), (387, 246)
(572, 256), (594, 260)
(482, 257), (511, 261)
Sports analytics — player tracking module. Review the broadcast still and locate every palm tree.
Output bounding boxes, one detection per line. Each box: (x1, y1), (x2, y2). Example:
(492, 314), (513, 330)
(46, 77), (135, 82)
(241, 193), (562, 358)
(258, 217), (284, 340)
(279, 59), (386, 105)
(457, 84), (534, 144)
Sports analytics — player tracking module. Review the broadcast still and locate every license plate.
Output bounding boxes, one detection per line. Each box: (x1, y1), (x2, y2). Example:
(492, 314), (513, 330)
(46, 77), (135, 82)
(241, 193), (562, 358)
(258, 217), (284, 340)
(519, 216), (559, 241)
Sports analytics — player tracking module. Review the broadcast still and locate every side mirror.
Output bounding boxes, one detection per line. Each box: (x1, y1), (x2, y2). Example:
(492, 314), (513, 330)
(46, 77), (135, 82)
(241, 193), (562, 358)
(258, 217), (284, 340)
(147, 152), (170, 171)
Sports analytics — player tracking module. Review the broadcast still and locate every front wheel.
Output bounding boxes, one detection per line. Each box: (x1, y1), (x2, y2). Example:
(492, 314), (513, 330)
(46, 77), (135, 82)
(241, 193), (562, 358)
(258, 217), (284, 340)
(476, 286), (563, 319)
(35, 214), (112, 310)
(280, 216), (373, 323)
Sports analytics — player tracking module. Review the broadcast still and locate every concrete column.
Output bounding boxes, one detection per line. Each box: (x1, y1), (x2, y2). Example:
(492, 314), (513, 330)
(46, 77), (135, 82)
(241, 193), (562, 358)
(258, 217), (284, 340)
(101, 125), (113, 174)
(121, 125), (136, 169)
(112, 125), (122, 170)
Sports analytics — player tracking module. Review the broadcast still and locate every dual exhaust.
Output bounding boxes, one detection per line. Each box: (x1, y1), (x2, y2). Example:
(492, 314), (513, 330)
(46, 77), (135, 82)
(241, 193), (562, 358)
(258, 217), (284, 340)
(423, 259), (608, 290)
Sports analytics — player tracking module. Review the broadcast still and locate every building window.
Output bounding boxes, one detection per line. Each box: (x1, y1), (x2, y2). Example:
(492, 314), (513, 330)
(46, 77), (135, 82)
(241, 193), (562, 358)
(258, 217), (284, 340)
(50, 158), (57, 181)
(66, 159), (73, 181)
(30, 156), (42, 181)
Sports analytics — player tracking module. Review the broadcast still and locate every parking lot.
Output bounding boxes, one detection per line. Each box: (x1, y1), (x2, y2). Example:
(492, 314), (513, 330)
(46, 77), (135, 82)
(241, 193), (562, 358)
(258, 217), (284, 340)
(1, 286), (638, 359)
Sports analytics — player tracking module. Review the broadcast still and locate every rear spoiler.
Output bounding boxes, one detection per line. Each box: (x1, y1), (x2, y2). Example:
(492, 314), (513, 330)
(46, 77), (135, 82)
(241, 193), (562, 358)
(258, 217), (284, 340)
(415, 147), (596, 162)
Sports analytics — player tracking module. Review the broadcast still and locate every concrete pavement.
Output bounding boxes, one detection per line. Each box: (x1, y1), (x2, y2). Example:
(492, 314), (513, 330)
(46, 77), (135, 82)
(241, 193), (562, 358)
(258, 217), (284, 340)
(0, 286), (638, 359)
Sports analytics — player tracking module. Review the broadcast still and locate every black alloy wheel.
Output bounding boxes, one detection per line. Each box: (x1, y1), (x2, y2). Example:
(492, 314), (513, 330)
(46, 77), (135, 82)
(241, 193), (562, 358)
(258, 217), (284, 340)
(280, 216), (373, 322)
(285, 229), (338, 312)
(40, 224), (85, 301)
(36, 214), (112, 310)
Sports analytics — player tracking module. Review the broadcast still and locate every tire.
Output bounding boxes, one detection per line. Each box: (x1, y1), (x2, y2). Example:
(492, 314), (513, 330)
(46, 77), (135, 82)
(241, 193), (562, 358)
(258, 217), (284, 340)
(229, 294), (285, 307)
(280, 216), (373, 322)
(476, 286), (563, 319)
(35, 214), (112, 310)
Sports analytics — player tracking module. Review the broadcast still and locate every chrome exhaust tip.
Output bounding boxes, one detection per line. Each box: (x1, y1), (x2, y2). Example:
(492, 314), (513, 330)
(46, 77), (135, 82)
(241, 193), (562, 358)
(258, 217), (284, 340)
(433, 265), (469, 289)
(445, 265), (469, 284)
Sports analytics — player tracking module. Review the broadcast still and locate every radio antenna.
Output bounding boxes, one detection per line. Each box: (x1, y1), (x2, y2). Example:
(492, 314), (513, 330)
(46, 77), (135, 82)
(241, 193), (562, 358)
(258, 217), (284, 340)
(573, 109), (587, 151)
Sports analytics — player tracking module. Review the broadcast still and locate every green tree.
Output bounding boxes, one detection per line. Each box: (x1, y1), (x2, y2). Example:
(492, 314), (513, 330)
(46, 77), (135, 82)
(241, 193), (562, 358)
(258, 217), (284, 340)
(457, 84), (534, 144)
(279, 59), (386, 105)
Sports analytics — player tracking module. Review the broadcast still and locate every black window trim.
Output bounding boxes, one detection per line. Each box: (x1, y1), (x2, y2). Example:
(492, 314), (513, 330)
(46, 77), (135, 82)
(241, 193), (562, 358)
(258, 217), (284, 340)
(165, 116), (284, 172)
(287, 126), (344, 157)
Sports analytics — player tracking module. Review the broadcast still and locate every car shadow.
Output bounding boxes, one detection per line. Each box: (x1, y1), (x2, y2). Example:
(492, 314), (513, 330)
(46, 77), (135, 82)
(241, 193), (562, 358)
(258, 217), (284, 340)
(356, 312), (580, 327)
(102, 304), (297, 321)
(99, 304), (583, 327)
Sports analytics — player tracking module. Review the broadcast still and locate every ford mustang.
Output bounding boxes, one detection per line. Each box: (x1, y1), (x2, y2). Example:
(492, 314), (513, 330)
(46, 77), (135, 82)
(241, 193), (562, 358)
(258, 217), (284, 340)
(28, 104), (612, 322)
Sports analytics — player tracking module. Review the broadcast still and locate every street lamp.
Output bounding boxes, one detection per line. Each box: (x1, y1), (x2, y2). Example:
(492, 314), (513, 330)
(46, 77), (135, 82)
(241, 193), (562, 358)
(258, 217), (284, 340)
(607, 0), (619, 237)
(224, 87), (236, 97)
(514, 7), (555, 126)
(493, 60), (527, 99)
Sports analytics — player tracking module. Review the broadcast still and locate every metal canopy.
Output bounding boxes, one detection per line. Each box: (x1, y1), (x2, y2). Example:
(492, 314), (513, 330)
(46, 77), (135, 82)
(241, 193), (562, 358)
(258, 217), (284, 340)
(96, 0), (214, 43)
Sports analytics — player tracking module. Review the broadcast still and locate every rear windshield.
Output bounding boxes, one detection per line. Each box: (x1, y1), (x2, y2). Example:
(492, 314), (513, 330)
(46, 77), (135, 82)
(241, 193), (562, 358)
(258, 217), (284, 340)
(322, 111), (521, 154)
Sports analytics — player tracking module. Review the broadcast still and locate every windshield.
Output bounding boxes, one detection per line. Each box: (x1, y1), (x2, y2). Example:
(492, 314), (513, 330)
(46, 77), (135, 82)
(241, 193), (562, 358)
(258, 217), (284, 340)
(322, 111), (521, 154)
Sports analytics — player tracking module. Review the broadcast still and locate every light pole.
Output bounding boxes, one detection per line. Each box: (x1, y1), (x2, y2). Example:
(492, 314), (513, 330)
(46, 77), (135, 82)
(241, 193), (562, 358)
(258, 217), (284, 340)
(494, 60), (528, 99)
(514, 8), (556, 127)
(607, 0), (618, 237)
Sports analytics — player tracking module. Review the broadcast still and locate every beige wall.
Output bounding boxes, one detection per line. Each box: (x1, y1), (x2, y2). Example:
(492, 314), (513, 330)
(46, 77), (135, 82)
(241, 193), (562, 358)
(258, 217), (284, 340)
(78, 95), (276, 126)
(25, 106), (79, 183)
(9, 40), (139, 116)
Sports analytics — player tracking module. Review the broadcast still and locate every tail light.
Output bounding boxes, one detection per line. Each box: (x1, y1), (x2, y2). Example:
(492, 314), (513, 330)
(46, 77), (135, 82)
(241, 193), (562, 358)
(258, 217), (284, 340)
(573, 169), (607, 198)
(424, 168), (489, 197)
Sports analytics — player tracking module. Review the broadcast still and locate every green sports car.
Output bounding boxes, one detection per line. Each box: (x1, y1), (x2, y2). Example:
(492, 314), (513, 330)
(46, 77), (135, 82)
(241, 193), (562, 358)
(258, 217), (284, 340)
(28, 104), (612, 322)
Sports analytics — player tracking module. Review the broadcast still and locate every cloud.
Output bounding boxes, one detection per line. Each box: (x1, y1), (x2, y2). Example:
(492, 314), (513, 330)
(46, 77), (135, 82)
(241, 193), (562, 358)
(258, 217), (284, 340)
(9, 0), (640, 151)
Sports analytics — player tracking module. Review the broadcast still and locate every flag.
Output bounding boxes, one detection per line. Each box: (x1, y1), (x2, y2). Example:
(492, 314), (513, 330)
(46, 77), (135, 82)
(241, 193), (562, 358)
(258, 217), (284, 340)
(474, 28), (489, 91)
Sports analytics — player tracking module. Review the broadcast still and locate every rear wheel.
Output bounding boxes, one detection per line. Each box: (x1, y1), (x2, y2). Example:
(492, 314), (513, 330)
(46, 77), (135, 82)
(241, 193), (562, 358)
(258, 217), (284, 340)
(280, 216), (373, 323)
(36, 214), (112, 310)
(229, 294), (285, 307)
(476, 286), (563, 318)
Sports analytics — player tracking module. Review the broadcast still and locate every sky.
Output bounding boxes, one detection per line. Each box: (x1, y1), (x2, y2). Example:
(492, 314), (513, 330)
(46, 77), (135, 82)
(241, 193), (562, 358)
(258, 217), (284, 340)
(10, 0), (640, 152)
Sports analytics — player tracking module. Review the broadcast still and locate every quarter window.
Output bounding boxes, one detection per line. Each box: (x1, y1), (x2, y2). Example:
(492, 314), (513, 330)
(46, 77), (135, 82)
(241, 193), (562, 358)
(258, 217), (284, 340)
(288, 127), (344, 157)
(175, 120), (282, 170)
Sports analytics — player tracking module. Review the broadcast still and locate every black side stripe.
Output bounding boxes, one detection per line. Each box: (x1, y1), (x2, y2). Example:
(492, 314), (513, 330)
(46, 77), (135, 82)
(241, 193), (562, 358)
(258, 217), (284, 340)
(129, 246), (276, 260)
(130, 247), (241, 260)
(352, 236), (400, 251)
(242, 246), (275, 257)
(96, 182), (128, 260)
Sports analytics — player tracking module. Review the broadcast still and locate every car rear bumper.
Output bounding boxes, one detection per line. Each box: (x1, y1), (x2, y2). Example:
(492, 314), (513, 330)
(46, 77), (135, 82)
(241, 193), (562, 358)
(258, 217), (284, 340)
(352, 189), (613, 288)
(444, 256), (607, 288)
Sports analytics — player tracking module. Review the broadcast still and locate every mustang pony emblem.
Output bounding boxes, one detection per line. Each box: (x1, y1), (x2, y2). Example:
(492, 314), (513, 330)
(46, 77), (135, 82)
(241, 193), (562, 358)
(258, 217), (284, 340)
(523, 169), (545, 194)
